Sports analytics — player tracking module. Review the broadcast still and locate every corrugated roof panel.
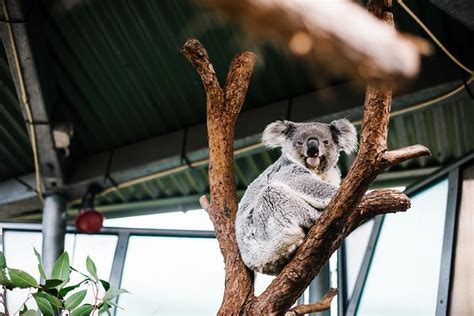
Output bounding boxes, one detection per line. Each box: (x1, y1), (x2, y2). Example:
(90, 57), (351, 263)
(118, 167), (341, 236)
(42, 0), (332, 159)
(1, 0), (474, 220)
(87, 98), (474, 211)
(0, 47), (32, 180)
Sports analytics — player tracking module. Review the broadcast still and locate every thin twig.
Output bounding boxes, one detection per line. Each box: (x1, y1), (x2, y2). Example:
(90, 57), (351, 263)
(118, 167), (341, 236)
(13, 287), (31, 316)
(0, 288), (9, 315)
(286, 288), (338, 316)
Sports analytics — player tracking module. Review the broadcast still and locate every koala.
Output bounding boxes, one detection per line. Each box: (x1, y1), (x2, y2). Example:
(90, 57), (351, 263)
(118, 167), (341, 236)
(236, 119), (357, 275)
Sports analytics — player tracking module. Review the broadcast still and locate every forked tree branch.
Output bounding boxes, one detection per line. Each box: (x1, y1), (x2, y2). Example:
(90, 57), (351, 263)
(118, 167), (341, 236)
(182, 1), (430, 315)
(182, 38), (257, 314)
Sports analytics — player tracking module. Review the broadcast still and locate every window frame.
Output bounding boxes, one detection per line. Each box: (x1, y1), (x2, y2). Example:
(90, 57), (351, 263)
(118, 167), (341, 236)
(343, 153), (473, 316)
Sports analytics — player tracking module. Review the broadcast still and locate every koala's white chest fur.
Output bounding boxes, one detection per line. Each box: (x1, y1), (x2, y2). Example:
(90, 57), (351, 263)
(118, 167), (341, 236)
(313, 165), (341, 186)
(287, 153), (342, 186)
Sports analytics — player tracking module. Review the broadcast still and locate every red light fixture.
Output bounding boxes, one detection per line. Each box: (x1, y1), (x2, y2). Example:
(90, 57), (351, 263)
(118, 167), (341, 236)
(75, 184), (104, 233)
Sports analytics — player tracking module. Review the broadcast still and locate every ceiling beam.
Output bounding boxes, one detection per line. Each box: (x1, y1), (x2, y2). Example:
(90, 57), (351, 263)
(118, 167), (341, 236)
(0, 48), (472, 216)
(6, 165), (439, 222)
(0, 0), (63, 191)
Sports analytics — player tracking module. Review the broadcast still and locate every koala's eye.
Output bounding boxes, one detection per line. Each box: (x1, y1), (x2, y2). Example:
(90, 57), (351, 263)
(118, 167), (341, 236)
(296, 140), (303, 146)
(323, 140), (329, 145)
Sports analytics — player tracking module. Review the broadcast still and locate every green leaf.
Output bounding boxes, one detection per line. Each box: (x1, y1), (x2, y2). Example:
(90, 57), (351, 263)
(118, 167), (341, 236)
(98, 302), (111, 315)
(21, 304), (28, 313)
(9, 269), (39, 288)
(0, 270), (13, 290)
(42, 279), (63, 289)
(0, 251), (6, 269)
(33, 248), (46, 280)
(100, 279), (110, 291)
(59, 279), (88, 297)
(102, 287), (129, 302)
(33, 292), (63, 310)
(41, 286), (60, 298)
(64, 289), (87, 310)
(51, 252), (70, 286)
(20, 310), (41, 316)
(70, 304), (93, 316)
(33, 295), (54, 316)
(86, 256), (98, 281)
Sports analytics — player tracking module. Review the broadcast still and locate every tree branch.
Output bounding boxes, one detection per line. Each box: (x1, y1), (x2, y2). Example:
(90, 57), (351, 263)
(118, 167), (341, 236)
(181, 38), (257, 315)
(199, 195), (210, 212)
(382, 145), (432, 167)
(224, 53), (257, 116)
(183, 2), (431, 315)
(199, 0), (429, 83)
(249, 2), (430, 314)
(286, 288), (338, 316)
(356, 189), (410, 219)
(181, 38), (224, 115)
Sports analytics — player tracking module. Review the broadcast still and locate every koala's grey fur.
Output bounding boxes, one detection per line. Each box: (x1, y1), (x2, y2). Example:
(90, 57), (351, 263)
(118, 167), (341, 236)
(236, 119), (357, 275)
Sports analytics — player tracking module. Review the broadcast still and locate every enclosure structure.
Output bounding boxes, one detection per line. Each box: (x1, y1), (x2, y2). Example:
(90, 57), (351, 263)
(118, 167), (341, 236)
(0, 0), (473, 315)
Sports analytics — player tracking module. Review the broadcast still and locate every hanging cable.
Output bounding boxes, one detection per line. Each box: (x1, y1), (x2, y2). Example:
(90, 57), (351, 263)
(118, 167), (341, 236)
(2, 0), (43, 202)
(397, 0), (473, 75)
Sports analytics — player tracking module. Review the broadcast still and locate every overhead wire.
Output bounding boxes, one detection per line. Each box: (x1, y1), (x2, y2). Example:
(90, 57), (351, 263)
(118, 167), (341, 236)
(397, 0), (473, 75)
(2, 0), (44, 201)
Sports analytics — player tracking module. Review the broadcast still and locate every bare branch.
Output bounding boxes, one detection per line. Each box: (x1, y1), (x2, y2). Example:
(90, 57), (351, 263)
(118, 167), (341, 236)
(286, 288), (338, 316)
(180, 38), (224, 114)
(199, 195), (210, 212)
(224, 52), (257, 116)
(357, 189), (411, 219)
(199, 0), (429, 83)
(181, 39), (256, 315)
(382, 145), (431, 166)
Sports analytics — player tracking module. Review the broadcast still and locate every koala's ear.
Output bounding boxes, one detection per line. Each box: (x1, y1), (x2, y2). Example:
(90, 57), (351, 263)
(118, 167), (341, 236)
(329, 119), (358, 154)
(262, 120), (295, 148)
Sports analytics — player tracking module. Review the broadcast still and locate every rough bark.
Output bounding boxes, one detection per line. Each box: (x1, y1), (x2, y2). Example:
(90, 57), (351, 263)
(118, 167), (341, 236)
(181, 1), (430, 315)
(181, 39), (257, 314)
(198, 0), (430, 84)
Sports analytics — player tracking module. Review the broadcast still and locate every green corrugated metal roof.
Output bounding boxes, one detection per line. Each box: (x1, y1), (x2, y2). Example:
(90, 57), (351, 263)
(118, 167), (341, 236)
(92, 97), (473, 206)
(0, 46), (32, 179)
(1, 0), (474, 220)
(43, 0), (317, 158)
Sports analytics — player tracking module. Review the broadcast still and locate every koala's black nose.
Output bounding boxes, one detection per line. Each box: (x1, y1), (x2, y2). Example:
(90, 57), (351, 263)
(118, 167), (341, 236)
(306, 138), (319, 157)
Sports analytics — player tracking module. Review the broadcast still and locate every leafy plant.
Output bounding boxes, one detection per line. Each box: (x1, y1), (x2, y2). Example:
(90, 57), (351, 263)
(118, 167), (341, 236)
(0, 250), (128, 316)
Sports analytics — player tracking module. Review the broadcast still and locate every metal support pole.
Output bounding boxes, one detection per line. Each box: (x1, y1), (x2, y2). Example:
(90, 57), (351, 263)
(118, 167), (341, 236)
(309, 262), (331, 316)
(41, 194), (67, 277)
(338, 244), (349, 316)
(436, 168), (460, 316)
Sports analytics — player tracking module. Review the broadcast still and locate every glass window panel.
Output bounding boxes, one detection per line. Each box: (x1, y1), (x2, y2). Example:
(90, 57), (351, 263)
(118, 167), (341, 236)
(64, 234), (118, 304)
(117, 236), (224, 316)
(345, 219), (374, 298)
(104, 209), (214, 230)
(357, 179), (449, 316)
(3, 231), (42, 313)
(255, 273), (274, 296)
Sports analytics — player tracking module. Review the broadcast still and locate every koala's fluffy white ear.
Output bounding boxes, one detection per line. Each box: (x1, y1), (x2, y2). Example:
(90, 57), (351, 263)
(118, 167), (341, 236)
(330, 119), (358, 154)
(262, 120), (294, 148)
